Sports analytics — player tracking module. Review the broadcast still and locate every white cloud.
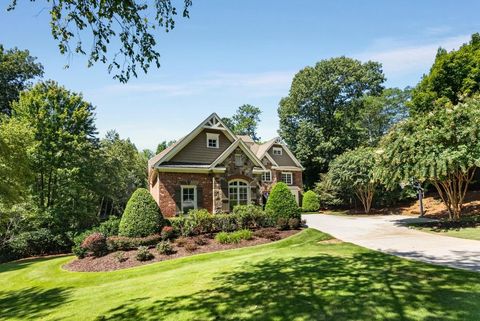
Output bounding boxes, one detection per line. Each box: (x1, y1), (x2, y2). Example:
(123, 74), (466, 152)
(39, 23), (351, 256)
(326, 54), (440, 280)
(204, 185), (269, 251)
(101, 70), (294, 98)
(355, 34), (470, 77)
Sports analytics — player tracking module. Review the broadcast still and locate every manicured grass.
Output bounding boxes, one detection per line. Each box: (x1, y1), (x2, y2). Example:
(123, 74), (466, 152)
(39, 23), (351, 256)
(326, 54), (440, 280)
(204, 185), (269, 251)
(1, 229), (480, 320)
(412, 226), (480, 241)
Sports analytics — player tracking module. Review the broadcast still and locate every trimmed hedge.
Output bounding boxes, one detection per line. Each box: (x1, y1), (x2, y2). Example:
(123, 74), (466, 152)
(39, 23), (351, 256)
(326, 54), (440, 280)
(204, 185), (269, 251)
(302, 190), (320, 212)
(168, 206), (274, 236)
(119, 188), (165, 237)
(107, 234), (163, 251)
(265, 182), (300, 220)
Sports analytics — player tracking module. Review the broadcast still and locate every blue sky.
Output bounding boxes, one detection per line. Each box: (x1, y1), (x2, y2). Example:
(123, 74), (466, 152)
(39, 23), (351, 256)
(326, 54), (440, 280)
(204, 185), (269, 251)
(1, 0), (480, 150)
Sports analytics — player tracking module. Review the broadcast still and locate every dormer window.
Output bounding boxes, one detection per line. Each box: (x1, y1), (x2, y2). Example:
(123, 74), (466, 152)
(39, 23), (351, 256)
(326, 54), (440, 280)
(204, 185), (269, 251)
(206, 133), (219, 148)
(273, 147), (283, 156)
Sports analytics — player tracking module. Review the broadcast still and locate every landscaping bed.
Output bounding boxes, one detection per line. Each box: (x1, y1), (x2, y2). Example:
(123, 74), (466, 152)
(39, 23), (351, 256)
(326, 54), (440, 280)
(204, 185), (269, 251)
(64, 228), (300, 272)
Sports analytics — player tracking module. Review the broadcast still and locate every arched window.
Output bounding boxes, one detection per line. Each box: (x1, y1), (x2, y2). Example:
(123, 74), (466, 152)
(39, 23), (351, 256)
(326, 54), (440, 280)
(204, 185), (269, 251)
(229, 180), (249, 210)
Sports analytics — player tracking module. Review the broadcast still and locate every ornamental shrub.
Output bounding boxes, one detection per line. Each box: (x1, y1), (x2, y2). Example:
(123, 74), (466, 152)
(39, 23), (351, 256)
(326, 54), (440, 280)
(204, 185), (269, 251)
(265, 182), (300, 221)
(97, 216), (121, 236)
(135, 246), (154, 261)
(302, 190), (320, 212)
(107, 234), (162, 251)
(215, 229), (253, 244)
(119, 188), (165, 237)
(232, 204), (274, 229)
(160, 226), (175, 240)
(81, 232), (108, 257)
(156, 240), (174, 255)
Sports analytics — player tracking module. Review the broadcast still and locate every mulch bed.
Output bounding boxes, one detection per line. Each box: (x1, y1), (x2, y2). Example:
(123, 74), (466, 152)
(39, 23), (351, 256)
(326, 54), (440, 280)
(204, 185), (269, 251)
(64, 228), (301, 272)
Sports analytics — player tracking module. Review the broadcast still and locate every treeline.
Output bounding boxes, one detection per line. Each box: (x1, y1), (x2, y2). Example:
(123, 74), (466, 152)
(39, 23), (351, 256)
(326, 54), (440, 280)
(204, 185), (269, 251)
(0, 47), (150, 261)
(280, 34), (480, 219)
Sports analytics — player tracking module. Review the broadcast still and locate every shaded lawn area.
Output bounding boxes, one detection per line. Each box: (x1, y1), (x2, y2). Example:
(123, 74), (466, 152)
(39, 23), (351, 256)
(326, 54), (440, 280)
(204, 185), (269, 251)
(1, 229), (480, 321)
(411, 226), (480, 241)
(407, 217), (480, 241)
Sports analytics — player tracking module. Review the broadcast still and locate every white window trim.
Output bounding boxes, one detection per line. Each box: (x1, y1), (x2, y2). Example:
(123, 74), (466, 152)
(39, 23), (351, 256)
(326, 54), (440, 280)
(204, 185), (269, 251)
(228, 179), (251, 209)
(281, 172), (293, 185)
(206, 133), (220, 149)
(262, 170), (272, 182)
(273, 147), (283, 156)
(181, 185), (197, 213)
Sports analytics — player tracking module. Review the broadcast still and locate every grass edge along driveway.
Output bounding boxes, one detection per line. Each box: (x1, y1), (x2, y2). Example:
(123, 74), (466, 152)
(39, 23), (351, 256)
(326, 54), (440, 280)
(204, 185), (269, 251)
(1, 228), (480, 321)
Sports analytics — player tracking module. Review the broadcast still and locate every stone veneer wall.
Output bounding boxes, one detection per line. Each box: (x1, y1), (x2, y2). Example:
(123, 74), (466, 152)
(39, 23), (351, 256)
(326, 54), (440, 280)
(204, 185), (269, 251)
(212, 147), (262, 213)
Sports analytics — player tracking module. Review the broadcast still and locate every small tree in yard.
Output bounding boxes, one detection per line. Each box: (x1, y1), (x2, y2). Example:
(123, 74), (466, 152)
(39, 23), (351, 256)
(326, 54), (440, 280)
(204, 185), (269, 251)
(265, 182), (300, 220)
(302, 190), (320, 212)
(377, 98), (480, 221)
(119, 188), (165, 237)
(328, 147), (377, 214)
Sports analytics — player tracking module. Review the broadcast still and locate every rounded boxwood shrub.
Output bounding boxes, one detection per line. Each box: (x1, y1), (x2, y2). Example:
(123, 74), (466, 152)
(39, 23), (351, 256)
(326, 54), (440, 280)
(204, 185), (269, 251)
(119, 188), (165, 237)
(265, 182), (300, 221)
(302, 190), (320, 212)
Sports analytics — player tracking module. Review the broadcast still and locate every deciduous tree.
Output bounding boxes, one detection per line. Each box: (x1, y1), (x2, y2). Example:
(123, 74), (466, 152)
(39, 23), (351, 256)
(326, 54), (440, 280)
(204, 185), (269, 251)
(377, 98), (480, 220)
(279, 57), (385, 186)
(328, 147), (377, 214)
(410, 33), (480, 114)
(7, 0), (192, 83)
(0, 45), (43, 115)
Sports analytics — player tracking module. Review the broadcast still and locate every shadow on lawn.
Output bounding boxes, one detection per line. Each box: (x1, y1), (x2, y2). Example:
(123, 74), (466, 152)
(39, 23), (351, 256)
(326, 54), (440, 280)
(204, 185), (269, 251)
(98, 252), (480, 321)
(0, 286), (72, 320)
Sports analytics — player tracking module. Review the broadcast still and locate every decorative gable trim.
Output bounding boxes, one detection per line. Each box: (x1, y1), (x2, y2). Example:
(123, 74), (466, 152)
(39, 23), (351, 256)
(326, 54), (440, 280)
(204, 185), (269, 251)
(150, 113), (236, 168)
(210, 139), (266, 170)
(258, 137), (304, 169)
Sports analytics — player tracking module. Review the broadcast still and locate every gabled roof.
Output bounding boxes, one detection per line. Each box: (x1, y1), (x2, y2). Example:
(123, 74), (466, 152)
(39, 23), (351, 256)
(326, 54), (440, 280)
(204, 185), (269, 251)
(254, 137), (304, 170)
(149, 113), (236, 169)
(148, 113), (303, 171)
(210, 139), (266, 170)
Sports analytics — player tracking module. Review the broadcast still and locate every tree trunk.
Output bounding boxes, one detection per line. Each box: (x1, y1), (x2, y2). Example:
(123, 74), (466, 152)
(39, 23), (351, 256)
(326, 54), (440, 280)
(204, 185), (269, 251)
(431, 167), (476, 221)
(355, 183), (375, 214)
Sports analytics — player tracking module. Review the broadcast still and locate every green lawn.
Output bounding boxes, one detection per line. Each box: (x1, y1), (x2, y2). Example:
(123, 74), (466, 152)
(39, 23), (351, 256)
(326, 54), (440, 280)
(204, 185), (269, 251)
(1, 229), (480, 321)
(412, 226), (480, 241)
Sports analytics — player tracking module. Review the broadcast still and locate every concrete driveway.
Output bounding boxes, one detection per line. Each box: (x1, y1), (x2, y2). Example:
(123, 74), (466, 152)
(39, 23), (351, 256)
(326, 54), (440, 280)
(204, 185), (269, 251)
(303, 214), (480, 272)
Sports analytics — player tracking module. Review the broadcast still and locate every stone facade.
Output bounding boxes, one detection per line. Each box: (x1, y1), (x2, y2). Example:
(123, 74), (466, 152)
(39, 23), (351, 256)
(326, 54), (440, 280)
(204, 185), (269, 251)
(212, 147), (262, 213)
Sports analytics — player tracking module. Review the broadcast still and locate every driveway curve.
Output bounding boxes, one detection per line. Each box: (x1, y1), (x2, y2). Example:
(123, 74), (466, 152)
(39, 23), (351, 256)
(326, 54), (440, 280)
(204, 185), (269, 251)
(304, 214), (480, 272)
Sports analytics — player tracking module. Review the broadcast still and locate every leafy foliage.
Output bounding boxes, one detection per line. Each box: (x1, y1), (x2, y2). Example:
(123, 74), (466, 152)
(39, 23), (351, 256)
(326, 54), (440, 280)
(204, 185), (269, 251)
(81, 232), (108, 257)
(11, 80), (99, 231)
(314, 174), (343, 208)
(0, 44), (43, 115)
(377, 97), (480, 219)
(156, 240), (174, 255)
(302, 191), (320, 212)
(119, 188), (165, 237)
(411, 33), (480, 114)
(97, 130), (148, 217)
(8, 1), (192, 83)
(215, 229), (253, 244)
(222, 104), (262, 141)
(156, 140), (175, 154)
(135, 246), (154, 261)
(328, 147), (377, 213)
(279, 57), (385, 186)
(168, 207), (274, 237)
(265, 182), (300, 220)
(0, 117), (35, 205)
(359, 88), (411, 146)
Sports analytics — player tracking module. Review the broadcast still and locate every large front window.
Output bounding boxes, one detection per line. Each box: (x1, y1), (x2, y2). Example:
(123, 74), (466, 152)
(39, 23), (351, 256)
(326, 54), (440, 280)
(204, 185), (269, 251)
(229, 180), (249, 210)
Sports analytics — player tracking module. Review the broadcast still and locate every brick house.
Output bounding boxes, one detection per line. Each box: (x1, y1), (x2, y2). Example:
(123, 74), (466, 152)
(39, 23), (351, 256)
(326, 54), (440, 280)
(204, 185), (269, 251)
(148, 113), (304, 217)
